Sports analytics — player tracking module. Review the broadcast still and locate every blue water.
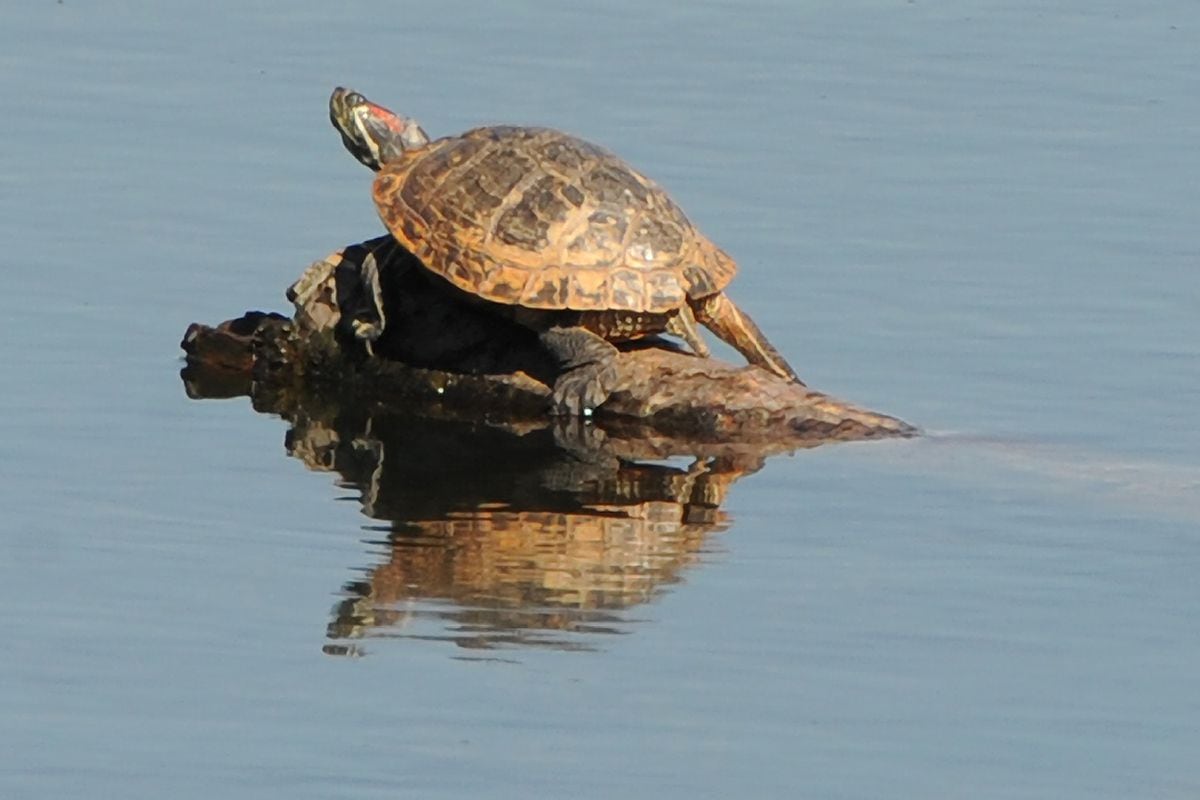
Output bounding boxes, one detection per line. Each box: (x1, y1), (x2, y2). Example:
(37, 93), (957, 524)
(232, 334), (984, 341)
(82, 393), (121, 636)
(3, 2), (1198, 798)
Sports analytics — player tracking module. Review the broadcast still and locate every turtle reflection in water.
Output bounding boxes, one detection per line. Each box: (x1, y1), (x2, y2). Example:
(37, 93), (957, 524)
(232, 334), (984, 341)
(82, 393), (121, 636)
(329, 501), (726, 653)
(280, 406), (761, 654)
(329, 87), (801, 415)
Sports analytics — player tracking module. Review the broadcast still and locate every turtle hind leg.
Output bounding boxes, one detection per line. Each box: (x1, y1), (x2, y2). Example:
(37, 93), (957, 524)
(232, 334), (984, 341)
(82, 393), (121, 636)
(665, 305), (711, 357)
(693, 292), (804, 385)
(538, 326), (620, 416)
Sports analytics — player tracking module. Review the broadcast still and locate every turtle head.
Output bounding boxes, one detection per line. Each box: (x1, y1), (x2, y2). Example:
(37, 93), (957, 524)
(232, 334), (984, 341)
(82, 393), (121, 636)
(330, 87), (430, 171)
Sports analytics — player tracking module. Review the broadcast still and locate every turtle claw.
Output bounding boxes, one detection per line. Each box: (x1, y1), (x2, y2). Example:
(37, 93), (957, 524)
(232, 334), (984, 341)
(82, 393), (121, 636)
(539, 326), (620, 416)
(349, 317), (382, 342)
(549, 362), (616, 416)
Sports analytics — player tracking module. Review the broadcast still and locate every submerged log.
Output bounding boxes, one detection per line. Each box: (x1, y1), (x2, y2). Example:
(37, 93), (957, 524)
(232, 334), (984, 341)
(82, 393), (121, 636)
(182, 237), (916, 448)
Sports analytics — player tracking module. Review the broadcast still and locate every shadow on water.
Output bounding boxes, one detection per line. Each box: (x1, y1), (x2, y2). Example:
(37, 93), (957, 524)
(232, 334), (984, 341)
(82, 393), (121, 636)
(181, 362), (813, 656)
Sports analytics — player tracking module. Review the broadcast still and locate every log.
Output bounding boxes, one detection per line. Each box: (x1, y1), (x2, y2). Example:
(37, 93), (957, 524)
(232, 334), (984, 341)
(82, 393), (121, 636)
(181, 237), (916, 449)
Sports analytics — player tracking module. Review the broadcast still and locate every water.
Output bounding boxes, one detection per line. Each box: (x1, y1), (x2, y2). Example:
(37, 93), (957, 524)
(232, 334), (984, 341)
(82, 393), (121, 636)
(3, 2), (1199, 797)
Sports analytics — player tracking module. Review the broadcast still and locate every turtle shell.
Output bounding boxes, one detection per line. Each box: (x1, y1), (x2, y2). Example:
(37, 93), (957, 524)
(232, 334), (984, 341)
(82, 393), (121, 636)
(371, 126), (737, 313)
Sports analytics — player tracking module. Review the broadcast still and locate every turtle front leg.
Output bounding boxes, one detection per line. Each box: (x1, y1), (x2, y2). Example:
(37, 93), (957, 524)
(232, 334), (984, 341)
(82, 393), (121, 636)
(539, 326), (620, 416)
(347, 251), (387, 354)
(344, 238), (408, 353)
(692, 292), (804, 385)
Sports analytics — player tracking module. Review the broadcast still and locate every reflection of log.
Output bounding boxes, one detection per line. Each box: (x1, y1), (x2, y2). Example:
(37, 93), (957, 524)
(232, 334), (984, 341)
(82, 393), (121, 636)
(181, 237), (916, 445)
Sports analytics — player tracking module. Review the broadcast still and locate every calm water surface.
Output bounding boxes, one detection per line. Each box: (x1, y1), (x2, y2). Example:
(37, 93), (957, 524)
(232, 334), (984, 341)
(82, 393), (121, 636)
(3, 2), (1198, 798)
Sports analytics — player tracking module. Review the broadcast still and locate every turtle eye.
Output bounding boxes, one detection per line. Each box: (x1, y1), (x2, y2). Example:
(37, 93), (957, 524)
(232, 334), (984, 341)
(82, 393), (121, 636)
(331, 87), (367, 113)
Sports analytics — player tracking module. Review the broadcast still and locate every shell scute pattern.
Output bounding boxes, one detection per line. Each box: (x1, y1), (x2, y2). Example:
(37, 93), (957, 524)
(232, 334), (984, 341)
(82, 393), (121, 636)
(474, 262), (529, 303)
(521, 269), (570, 307)
(644, 269), (687, 310)
(535, 134), (609, 174)
(561, 183), (586, 208)
(493, 175), (565, 252)
(609, 269), (647, 310)
(565, 268), (610, 308)
(566, 210), (628, 265)
(629, 211), (685, 257)
(579, 162), (650, 206)
(373, 126), (734, 312)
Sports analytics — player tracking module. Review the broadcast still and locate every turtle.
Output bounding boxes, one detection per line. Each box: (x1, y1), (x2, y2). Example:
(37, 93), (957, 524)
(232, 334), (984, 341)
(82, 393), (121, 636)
(329, 87), (802, 414)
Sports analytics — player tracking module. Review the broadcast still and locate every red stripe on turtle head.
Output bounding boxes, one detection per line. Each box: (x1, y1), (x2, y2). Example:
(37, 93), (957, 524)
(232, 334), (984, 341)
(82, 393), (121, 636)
(331, 87), (430, 170)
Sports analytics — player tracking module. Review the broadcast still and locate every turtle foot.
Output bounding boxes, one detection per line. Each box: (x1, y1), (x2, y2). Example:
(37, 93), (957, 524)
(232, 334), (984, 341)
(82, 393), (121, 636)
(349, 317), (383, 342)
(539, 326), (621, 417)
(550, 361), (617, 416)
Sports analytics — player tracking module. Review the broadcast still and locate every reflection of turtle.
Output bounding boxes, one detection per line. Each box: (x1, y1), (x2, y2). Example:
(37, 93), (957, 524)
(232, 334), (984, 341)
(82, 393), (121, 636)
(287, 408), (751, 653)
(329, 87), (802, 415)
